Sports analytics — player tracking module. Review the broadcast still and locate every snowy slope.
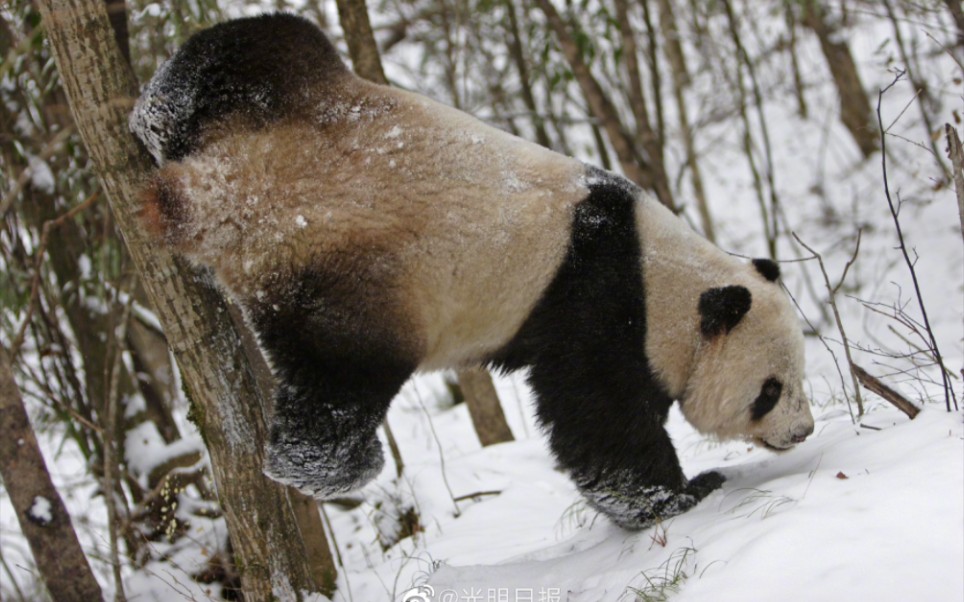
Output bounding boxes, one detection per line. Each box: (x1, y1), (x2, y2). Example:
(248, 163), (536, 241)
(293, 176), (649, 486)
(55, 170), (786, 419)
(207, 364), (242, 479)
(327, 376), (963, 602)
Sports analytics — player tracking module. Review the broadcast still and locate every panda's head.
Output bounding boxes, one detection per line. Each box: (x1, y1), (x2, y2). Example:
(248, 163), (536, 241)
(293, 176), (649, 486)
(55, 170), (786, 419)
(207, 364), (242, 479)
(679, 259), (814, 451)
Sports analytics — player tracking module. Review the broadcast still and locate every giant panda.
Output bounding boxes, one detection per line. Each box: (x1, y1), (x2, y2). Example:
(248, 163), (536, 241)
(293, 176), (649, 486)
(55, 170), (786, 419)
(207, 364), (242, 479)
(130, 13), (814, 530)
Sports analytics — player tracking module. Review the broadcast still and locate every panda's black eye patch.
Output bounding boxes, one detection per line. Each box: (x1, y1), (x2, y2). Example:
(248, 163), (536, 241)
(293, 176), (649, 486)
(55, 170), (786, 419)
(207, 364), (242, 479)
(751, 377), (782, 421)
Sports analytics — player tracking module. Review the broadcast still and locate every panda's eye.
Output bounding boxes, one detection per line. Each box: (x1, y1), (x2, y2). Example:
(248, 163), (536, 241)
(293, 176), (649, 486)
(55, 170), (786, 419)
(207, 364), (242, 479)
(751, 377), (782, 421)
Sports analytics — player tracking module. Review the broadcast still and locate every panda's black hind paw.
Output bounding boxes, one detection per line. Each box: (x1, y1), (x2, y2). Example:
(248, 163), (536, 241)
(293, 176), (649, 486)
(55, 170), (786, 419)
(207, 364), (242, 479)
(686, 470), (725, 499)
(263, 432), (384, 499)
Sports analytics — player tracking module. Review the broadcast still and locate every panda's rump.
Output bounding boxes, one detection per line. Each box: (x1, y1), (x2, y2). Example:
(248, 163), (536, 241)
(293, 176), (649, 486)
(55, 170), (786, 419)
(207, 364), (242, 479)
(167, 88), (589, 370)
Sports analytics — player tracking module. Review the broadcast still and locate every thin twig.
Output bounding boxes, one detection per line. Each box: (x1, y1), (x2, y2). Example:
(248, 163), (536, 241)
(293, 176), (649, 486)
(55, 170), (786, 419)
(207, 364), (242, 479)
(877, 73), (957, 411)
(792, 232), (865, 416)
(0, 126), (75, 219)
(783, 284), (855, 424)
(411, 384), (460, 518)
(103, 288), (134, 602)
(9, 191), (101, 357)
(453, 490), (502, 503)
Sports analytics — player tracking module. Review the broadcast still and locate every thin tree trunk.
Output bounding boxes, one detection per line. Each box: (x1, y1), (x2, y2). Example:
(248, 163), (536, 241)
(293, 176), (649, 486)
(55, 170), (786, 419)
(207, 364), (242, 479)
(800, 0), (878, 157)
(639, 0), (666, 155)
(614, 0), (675, 213)
(334, 0), (388, 85)
(458, 367), (514, 446)
(783, 1), (809, 119)
(945, 124), (964, 248)
(656, 0), (715, 242)
(504, 0), (552, 148)
(722, 0), (780, 259)
(944, 0), (964, 54)
(882, 0), (949, 180)
(337, 0), (514, 449)
(0, 344), (104, 602)
(533, 0), (668, 206)
(33, 0), (335, 598)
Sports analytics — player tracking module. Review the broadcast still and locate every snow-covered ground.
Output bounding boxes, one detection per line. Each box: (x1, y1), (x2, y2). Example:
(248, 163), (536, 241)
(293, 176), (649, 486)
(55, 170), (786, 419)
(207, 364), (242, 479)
(328, 376), (963, 602)
(2, 3), (962, 601)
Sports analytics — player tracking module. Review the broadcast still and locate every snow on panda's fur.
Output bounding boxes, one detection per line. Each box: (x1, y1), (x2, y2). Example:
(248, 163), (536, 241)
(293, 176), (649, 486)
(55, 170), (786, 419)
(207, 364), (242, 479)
(131, 14), (814, 529)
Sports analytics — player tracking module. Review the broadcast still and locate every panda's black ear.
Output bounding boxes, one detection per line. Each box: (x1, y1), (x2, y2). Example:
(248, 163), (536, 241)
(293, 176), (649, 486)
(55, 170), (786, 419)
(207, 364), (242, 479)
(699, 285), (752, 338)
(752, 258), (780, 282)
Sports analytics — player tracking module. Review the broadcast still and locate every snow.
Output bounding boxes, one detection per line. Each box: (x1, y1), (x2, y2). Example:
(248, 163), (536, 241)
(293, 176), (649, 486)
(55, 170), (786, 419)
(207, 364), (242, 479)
(27, 156), (54, 194)
(319, 380), (962, 602)
(27, 496), (52, 526)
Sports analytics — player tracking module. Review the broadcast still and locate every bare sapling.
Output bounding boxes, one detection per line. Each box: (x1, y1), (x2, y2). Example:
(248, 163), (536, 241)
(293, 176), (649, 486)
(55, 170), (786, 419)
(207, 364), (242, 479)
(877, 73), (958, 412)
(792, 232), (865, 417)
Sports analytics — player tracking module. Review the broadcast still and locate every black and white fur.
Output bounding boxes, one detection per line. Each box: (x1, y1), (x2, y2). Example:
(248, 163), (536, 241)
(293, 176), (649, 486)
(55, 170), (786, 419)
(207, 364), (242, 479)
(131, 14), (814, 530)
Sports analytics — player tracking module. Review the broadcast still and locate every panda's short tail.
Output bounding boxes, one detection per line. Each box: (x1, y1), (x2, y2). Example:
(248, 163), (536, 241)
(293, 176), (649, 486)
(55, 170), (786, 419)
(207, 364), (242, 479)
(139, 168), (189, 247)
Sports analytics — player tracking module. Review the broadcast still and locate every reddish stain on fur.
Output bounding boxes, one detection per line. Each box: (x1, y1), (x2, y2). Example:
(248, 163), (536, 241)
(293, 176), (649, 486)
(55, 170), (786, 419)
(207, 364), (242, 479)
(140, 173), (187, 244)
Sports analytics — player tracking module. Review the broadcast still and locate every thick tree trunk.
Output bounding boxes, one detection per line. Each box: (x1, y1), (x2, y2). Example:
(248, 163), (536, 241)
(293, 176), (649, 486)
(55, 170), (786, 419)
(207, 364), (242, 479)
(0, 344), (104, 602)
(32, 0), (335, 598)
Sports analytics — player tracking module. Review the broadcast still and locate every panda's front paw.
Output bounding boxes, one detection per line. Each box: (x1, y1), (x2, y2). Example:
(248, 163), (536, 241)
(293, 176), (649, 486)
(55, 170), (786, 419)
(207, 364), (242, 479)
(685, 470), (725, 499)
(264, 431), (384, 499)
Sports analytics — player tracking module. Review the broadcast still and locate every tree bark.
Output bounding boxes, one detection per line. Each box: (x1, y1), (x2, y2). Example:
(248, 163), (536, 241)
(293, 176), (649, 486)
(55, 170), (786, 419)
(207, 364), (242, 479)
(944, 0), (964, 55)
(335, 0), (388, 85)
(533, 0), (672, 208)
(0, 344), (104, 602)
(613, 0), (675, 213)
(32, 0), (335, 598)
(945, 124), (964, 248)
(457, 367), (515, 446)
(504, 0), (553, 149)
(800, 1), (878, 157)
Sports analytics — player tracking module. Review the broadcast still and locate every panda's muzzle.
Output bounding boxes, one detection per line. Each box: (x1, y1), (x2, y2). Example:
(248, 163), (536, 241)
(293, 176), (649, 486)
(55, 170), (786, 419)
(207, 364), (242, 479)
(757, 421), (814, 451)
(790, 421), (814, 443)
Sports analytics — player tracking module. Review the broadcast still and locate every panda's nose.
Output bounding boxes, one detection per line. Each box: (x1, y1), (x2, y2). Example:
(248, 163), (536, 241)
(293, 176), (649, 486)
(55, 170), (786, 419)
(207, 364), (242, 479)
(790, 422), (814, 444)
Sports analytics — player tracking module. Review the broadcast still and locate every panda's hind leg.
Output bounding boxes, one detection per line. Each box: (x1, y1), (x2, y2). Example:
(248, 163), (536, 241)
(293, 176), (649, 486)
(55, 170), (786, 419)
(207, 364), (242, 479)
(248, 266), (419, 499)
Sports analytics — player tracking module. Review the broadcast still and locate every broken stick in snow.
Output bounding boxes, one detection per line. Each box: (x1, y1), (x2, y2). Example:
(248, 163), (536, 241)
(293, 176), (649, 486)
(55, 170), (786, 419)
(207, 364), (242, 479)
(852, 364), (921, 419)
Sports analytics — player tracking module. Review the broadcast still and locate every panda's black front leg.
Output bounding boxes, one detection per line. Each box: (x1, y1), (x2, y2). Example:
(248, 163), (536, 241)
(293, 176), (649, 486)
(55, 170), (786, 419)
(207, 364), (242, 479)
(527, 354), (724, 530)
(569, 432), (725, 530)
(500, 170), (724, 529)
(247, 285), (416, 499)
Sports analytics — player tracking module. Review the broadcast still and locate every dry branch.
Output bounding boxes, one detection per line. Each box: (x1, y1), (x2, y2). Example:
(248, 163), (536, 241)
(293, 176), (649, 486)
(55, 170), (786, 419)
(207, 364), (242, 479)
(852, 364), (920, 419)
(793, 232), (864, 416)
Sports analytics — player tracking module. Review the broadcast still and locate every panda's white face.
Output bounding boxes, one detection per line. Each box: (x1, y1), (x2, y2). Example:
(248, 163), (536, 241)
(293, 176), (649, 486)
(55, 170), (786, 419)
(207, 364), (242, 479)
(681, 283), (814, 450)
(636, 199), (813, 451)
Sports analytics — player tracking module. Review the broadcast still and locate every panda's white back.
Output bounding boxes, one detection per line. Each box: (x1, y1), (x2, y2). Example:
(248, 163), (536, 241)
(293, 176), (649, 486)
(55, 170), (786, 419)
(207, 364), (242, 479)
(161, 81), (590, 368)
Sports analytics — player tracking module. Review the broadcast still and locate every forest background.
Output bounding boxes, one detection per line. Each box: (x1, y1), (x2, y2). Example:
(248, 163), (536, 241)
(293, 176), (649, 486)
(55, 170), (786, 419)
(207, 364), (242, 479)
(1, 0), (962, 600)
